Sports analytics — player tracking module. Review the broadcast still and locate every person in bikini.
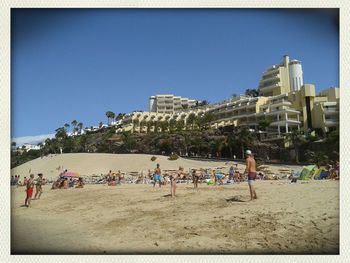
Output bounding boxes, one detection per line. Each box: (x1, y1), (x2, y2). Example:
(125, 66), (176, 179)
(170, 166), (186, 197)
(24, 174), (35, 207)
(244, 150), (258, 200)
(34, 173), (44, 200)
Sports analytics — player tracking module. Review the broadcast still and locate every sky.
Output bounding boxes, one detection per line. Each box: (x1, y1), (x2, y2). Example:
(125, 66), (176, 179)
(11, 8), (339, 143)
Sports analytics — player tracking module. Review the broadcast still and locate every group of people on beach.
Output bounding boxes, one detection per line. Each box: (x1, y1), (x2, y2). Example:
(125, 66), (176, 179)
(106, 170), (124, 186)
(150, 149), (258, 200)
(15, 149), (259, 206)
(51, 170), (85, 189)
(51, 176), (84, 189)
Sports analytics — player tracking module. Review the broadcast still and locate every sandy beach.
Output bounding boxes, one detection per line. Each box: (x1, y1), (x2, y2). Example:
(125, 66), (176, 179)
(11, 178), (339, 254)
(11, 153), (303, 180)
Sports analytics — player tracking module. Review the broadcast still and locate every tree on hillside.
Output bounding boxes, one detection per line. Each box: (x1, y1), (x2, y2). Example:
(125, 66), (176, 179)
(169, 118), (177, 132)
(147, 120), (154, 134)
(11, 142), (16, 151)
(105, 111), (115, 125)
(285, 130), (306, 163)
(160, 121), (169, 133)
(64, 123), (70, 133)
(234, 127), (255, 158)
(71, 120), (78, 132)
(176, 119), (185, 132)
(78, 122), (84, 134)
(186, 113), (196, 130)
(55, 127), (67, 140)
(121, 132), (136, 152)
(115, 113), (125, 122)
(202, 112), (215, 130)
(258, 118), (272, 132)
(245, 89), (259, 97)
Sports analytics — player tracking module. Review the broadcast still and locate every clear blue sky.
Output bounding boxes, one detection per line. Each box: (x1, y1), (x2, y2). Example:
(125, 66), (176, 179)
(11, 8), (339, 139)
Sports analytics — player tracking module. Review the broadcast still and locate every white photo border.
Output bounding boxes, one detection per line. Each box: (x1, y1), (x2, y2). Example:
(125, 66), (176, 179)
(1, 0), (349, 262)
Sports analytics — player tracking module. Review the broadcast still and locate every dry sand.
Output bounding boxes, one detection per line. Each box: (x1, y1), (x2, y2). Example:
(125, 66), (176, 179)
(11, 180), (339, 254)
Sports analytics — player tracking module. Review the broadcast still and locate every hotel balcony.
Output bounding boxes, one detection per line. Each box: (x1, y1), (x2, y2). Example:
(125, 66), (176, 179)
(324, 108), (338, 116)
(269, 100), (292, 108)
(260, 75), (280, 84)
(259, 83), (280, 92)
(264, 67), (280, 75)
(325, 119), (339, 126)
(270, 119), (301, 127)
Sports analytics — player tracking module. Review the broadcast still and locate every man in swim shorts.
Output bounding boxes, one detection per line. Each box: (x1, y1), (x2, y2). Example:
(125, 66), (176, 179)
(244, 150), (258, 200)
(192, 169), (200, 189)
(25, 174), (35, 207)
(153, 163), (162, 188)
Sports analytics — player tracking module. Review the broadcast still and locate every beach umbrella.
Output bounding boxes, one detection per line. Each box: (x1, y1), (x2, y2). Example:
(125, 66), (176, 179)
(63, 172), (80, 177)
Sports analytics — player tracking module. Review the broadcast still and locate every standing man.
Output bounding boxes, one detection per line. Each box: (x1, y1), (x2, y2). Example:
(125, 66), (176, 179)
(244, 150), (258, 200)
(153, 163), (162, 188)
(25, 174), (35, 207)
(192, 169), (200, 189)
(34, 173), (44, 200)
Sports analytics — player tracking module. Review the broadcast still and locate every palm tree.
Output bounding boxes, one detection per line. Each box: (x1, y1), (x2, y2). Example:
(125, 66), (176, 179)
(105, 111), (114, 125)
(147, 120), (154, 134)
(234, 127), (255, 158)
(71, 120), (77, 129)
(285, 130), (306, 163)
(140, 120), (147, 133)
(115, 113), (125, 122)
(64, 123), (70, 133)
(169, 118), (177, 132)
(258, 118), (272, 132)
(11, 142), (16, 151)
(186, 113), (196, 130)
(202, 112), (214, 130)
(245, 88), (259, 97)
(132, 119), (140, 133)
(55, 127), (67, 140)
(176, 119), (185, 131)
(160, 121), (169, 132)
(78, 122), (83, 134)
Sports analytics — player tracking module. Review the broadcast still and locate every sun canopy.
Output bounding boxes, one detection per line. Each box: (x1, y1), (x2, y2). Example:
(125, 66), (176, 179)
(63, 172), (80, 177)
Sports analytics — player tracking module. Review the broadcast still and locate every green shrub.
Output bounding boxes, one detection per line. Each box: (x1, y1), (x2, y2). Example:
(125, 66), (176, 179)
(151, 156), (157, 161)
(168, 154), (179, 161)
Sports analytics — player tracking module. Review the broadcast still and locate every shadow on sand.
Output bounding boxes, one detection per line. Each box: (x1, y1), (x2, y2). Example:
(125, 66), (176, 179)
(225, 195), (249, 202)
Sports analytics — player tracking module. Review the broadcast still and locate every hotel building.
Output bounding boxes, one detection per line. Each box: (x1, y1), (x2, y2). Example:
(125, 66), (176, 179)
(118, 56), (339, 140)
(149, 94), (197, 114)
